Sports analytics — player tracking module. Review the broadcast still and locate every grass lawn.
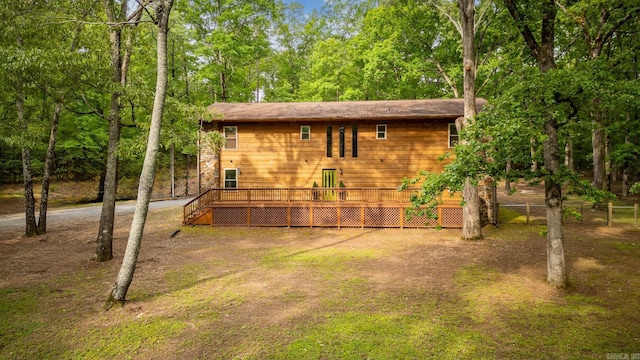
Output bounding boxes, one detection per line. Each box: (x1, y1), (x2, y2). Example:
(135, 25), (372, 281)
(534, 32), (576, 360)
(1, 205), (639, 359)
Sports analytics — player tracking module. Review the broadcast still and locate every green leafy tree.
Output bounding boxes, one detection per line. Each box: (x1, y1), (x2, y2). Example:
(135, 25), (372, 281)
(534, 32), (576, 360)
(556, 0), (640, 191)
(182, 0), (276, 103)
(262, 2), (323, 101)
(0, 0), (98, 236)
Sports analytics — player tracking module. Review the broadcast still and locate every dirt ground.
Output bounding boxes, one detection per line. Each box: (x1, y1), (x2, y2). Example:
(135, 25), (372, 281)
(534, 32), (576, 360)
(1, 180), (639, 358)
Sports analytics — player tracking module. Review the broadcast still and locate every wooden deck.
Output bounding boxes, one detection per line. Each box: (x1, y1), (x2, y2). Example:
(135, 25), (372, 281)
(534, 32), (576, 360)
(183, 188), (463, 228)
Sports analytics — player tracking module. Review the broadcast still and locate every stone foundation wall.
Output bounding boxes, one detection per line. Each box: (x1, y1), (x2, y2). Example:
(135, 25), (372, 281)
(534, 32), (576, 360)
(199, 147), (219, 190)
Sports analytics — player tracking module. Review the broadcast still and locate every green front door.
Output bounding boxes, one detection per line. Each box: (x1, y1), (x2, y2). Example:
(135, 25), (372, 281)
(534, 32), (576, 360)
(322, 169), (337, 201)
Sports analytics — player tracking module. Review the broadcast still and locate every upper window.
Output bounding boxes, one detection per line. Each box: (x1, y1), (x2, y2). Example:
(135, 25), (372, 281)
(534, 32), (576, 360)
(352, 125), (358, 158)
(326, 126), (332, 157)
(224, 168), (238, 188)
(224, 126), (237, 150)
(301, 125), (310, 140)
(376, 124), (387, 140)
(339, 126), (345, 158)
(449, 123), (459, 148)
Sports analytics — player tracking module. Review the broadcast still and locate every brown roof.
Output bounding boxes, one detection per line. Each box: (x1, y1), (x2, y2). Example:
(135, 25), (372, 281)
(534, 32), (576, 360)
(206, 99), (487, 122)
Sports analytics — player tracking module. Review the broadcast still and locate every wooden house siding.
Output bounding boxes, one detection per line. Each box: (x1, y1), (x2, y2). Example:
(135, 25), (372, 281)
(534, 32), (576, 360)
(206, 119), (453, 188)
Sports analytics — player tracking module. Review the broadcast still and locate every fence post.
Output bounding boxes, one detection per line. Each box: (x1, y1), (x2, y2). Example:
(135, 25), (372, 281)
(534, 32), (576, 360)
(608, 202), (613, 227)
(635, 204), (638, 227)
(526, 203), (530, 225)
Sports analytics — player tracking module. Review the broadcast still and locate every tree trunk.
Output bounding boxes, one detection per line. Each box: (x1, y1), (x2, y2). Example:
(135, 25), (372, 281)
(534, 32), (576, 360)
(504, 0), (566, 287)
(36, 101), (62, 235)
(170, 143), (175, 199)
(622, 134), (629, 197)
(185, 154), (190, 197)
(592, 114), (606, 190)
(530, 139), (537, 172)
(458, 0), (482, 240)
(564, 139), (573, 171)
(605, 135), (611, 191)
(543, 118), (566, 287)
(94, 1), (123, 262)
(17, 92), (37, 237)
(504, 160), (512, 195)
(106, 0), (173, 308)
(95, 170), (106, 203)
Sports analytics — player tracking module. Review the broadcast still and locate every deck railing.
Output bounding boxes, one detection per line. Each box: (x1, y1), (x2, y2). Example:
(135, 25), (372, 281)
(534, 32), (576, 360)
(183, 187), (462, 224)
(212, 187), (461, 203)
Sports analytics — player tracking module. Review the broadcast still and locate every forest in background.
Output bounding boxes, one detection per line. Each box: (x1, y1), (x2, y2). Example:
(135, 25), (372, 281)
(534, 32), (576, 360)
(1, 0), (639, 197)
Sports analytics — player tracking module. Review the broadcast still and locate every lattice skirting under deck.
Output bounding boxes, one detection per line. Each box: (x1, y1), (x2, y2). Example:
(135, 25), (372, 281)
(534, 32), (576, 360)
(206, 204), (462, 228)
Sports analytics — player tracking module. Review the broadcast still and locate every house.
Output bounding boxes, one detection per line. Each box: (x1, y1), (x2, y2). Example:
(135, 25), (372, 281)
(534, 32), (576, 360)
(198, 99), (486, 190)
(186, 99), (486, 228)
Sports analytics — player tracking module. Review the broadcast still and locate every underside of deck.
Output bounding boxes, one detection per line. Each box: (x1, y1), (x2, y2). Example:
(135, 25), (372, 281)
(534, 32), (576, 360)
(184, 188), (463, 229)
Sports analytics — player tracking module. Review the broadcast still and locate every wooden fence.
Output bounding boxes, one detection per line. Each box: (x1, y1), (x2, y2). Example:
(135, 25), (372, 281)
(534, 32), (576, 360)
(501, 202), (639, 227)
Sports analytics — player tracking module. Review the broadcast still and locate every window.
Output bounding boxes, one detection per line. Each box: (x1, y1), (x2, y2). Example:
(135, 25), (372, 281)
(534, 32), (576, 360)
(326, 126), (332, 157)
(300, 125), (310, 140)
(376, 124), (387, 139)
(223, 126), (237, 150)
(339, 126), (345, 158)
(449, 123), (459, 148)
(224, 168), (238, 188)
(352, 125), (358, 158)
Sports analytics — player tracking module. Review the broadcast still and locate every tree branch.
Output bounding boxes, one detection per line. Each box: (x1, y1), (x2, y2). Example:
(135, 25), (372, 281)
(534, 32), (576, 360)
(503, 0), (542, 62)
(428, 0), (463, 38)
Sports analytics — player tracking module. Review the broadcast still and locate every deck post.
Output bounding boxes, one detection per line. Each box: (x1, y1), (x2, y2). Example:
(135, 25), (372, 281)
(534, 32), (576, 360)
(247, 207), (251, 227)
(310, 205), (314, 228)
(361, 207), (365, 228)
(399, 208), (404, 229)
(287, 206), (291, 228)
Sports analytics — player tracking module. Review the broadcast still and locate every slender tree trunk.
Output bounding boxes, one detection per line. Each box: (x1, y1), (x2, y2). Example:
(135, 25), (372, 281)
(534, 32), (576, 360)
(17, 91), (37, 237)
(106, 0), (173, 308)
(94, 1), (123, 262)
(35, 8), (85, 236)
(95, 170), (106, 203)
(185, 154), (190, 197)
(592, 115), (605, 191)
(605, 135), (611, 191)
(94, 0), (142, 262)
(564, 139), (573, 171)
(458, 0), (482, 240)
(36, 101), (62, 235)
(622, 133), (629, 197)
(504, 160), (512, 195)
(530, 139), (537, 172)
(170, 143), (175, 199)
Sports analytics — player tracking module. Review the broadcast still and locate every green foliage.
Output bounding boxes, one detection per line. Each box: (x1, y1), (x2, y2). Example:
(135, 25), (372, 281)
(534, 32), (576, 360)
(400, 171), (460, 223)
(56, 113), (108, 180)
(201, 130), (225, 154)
